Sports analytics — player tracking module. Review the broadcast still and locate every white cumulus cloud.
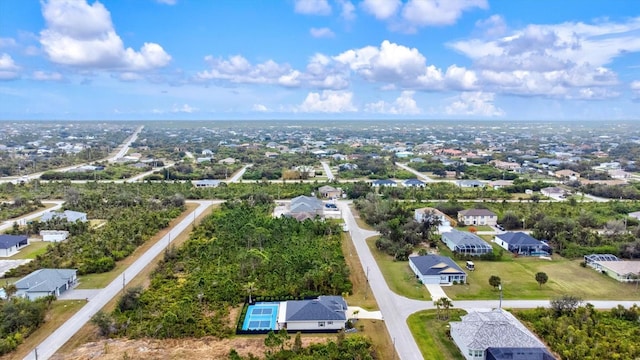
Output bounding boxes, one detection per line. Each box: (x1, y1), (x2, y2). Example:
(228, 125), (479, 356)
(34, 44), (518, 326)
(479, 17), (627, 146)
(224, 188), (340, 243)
(446, 91), (504, 117)
(447, 17), (640, 99)
(39, 0), (171, 71)
(338, 0), (356, 20)
(361, 0), (401, 20)
(172, 104), (197, 113)
(0, 53), (20, 80)
(253, 104), (269, 112)
(310, 27), (335, 38)
(365, 91), (421, 114)
(294, 0), (331, 15)
(299, 90), (356, 112)
(401, 0), (488, 28)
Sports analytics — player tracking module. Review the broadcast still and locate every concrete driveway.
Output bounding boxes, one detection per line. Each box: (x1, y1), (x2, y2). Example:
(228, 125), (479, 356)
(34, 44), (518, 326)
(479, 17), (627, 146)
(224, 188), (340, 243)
(424, 284), (449, 301)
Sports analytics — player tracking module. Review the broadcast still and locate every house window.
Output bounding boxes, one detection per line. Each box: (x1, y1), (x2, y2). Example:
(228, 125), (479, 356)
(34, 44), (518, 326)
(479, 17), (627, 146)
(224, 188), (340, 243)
(318, 321), (325, 327)
(327, 321), (333, 325)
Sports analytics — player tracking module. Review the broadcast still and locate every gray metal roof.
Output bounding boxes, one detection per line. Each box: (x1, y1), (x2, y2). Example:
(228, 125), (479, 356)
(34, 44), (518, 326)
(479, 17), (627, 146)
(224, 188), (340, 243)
(41, 210), (87, 222)
(15, 268), (76, 293)
(290, 195), (323, 213)
(0, 235), (28, 249)
(286, 296), (347, 321)
(442, 230), (492, 248)
(409, 255), (465, 276)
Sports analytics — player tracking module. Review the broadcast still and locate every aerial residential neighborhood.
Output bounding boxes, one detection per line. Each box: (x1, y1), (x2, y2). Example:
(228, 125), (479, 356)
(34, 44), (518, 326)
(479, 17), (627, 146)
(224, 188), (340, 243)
(2, 0), (640, 359)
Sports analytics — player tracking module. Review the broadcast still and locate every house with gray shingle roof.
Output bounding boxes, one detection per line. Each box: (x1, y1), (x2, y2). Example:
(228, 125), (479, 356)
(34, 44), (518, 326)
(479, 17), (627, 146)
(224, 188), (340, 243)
(15, 268), (77, 300)
(0, 234), (29, 257)
(494, 232), (551, 256)
(409, 255), (466, 285)
(41, 210), (87, 223)
(450, 310), (554, 360)
(287, 195), (324, 220)
(277, 296), (347, 332)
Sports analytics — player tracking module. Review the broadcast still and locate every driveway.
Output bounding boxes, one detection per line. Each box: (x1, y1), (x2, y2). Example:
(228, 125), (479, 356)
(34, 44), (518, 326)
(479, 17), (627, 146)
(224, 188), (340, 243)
(424, 284), (449, 301)
(57, 289), (101, 301)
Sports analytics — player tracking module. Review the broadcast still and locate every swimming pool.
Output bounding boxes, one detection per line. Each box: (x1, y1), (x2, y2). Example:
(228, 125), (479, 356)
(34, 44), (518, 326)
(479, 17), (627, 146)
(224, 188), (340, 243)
(241, 302), (279, 331)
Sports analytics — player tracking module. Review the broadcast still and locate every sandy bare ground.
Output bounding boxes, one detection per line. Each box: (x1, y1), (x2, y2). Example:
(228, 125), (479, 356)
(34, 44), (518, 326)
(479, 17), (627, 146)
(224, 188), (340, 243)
(53, 336), (330, 360)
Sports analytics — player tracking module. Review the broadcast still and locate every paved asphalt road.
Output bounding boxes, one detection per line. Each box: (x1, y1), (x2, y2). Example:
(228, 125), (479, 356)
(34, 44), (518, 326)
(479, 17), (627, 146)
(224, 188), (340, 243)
(108, 125), (143, 162)
(228, 164), (251, 183)
(320, 161), (334, 181)
(338, 201), (640, 360)
(0, 201), (63, 232)
(25, 200), (219, 360)
(395, 162), (435, 182)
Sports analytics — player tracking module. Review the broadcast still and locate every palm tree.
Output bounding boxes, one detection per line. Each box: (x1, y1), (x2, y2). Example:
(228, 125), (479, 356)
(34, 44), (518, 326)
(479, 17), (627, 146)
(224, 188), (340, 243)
(434, 298), (443, 320)
(243, 281), (256, 303)
(439, 297), (453, 320)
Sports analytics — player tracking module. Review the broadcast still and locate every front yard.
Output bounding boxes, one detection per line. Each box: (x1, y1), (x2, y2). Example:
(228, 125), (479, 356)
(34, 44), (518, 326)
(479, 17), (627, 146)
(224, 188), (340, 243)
(445, 255), (640, 300)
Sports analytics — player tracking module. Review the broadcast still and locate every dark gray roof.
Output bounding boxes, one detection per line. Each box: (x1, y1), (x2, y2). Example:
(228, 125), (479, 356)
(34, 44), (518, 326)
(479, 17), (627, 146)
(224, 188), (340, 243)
(496, 232), (542, 246)
(286, 296), (347, 321)
(15, 268), (76, 293)
(459, 209), (497, 217)
(403, 179), (425, 185)
(409, 255), (465, 276)
(0, 235), (27, 249)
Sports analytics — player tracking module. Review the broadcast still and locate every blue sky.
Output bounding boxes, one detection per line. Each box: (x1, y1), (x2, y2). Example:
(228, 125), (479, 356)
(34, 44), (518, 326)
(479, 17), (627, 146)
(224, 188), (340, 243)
(0, 0), (639, 120)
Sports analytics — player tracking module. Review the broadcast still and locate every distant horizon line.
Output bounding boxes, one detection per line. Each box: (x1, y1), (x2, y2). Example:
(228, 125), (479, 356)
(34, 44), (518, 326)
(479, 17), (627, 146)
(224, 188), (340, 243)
(1, 118), (638, 122)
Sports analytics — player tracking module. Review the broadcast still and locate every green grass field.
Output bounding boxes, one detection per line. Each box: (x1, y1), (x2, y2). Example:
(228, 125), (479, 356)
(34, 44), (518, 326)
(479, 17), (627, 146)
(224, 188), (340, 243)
(9, 241), (50, 260)
(445, 255), (640, 300)
(365, 237), (431, 300)
(407, 309), (466, 360)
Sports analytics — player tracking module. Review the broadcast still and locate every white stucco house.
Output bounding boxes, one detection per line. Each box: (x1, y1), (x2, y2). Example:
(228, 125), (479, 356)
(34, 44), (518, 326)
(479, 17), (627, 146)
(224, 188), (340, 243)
(458, 209), (497, 226)
(40, 230), (70, 242)
(450, 310), (554, 360)
(409, 255), (466, 285)
(414, 207), (453, 233)
(0, 235), (29, 257)
(277, 296), (348, 332)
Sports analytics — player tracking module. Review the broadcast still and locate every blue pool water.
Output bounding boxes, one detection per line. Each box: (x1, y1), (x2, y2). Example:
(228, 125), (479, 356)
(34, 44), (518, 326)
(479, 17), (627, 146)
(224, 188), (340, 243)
(242, 302), (279, 331)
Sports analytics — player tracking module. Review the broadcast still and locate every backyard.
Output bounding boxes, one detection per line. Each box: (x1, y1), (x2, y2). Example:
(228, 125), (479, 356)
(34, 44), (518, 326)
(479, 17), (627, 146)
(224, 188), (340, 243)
(407, 309), (466, 360)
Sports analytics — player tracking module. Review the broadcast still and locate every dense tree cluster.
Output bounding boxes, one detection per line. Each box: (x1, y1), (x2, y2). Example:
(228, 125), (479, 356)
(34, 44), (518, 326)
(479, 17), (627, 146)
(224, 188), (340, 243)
(354, 194), (440, 260)
(98, 200), (351, 339)
(228, 332), (374, 360)
(5, 190), (184, 277)
(0, 197), (43, 221)
(0, 296), (51, 355)
(517, 303), (640, 360)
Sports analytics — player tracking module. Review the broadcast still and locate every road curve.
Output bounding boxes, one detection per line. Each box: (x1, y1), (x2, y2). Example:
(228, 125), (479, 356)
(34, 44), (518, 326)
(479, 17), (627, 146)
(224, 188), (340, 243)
(0, 201), (64, 232)
(25, 200), (219, 360)
(338, 201), (640, 360)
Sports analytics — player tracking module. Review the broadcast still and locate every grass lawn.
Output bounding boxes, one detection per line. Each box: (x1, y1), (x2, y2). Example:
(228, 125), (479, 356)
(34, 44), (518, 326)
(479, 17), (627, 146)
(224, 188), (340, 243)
(77, 203), (198, 289)
(407, 309), (466, 360)
(455, 225), (493, 232)
(365, 237), (432, 300)
(8, 241), (49, 260)
(7, 300), (87, 360)
(445, 254), (640, 300)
